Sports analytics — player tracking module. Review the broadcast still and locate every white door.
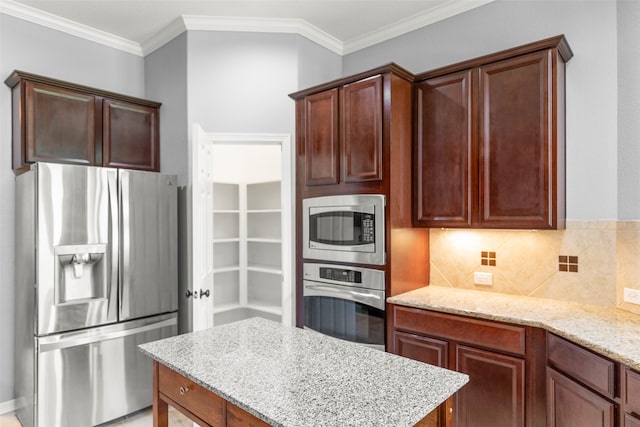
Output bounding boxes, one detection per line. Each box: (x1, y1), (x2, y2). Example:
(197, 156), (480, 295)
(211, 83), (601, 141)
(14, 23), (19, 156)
(190, 124), (294, 331)
(190, 124), (215, 331)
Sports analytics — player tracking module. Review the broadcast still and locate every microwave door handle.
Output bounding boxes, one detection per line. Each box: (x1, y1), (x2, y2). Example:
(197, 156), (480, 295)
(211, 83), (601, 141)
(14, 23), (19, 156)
(304, 284), (385, 311)
(310, 205), (374, 215)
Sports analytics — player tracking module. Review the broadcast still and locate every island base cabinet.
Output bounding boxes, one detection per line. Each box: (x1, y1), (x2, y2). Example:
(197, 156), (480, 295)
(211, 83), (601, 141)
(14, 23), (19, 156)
(153, 361), (269, 427)
(547, 367), (615, 427)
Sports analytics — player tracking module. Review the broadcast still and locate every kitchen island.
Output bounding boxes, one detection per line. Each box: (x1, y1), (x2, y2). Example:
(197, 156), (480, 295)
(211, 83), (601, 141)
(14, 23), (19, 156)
(139, 317), (468, 427)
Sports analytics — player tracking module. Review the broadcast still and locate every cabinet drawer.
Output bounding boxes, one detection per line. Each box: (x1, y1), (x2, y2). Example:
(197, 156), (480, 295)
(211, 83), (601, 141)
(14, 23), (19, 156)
(625, 367), (640, 415)
(547, 334), (616, 399)
(392, 305), (526, 356)
(158, 363), (224, 426)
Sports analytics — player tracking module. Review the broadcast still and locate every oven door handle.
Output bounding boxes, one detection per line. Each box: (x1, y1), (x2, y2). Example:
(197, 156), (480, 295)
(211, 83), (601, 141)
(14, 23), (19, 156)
(303, 282), (385, 311)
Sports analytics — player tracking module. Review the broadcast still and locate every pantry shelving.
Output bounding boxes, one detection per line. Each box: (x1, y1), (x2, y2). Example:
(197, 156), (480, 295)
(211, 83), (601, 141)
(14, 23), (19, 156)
(212, 180), (283, 324)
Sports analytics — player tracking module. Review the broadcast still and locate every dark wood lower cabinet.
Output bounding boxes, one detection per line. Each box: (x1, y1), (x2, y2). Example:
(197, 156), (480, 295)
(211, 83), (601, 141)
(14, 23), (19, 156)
(625, 414), (640, 427)
(547, 367), (615, 427)
(388, 305), (542, 427)
(389, 305), (640, 427)
(393, 332), (448, 427)
(455, 345), (524, 427)
(624, 367), (640, 427)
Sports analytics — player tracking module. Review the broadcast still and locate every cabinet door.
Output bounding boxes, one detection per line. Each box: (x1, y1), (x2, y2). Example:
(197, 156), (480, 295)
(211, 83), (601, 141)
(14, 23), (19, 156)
(392, 331), (448, 427)
(478, 50), (553, 228)
(626, 415), (640, 427)
(547, 368), (615, 427)
(455, 345), (525, 427)
(24, 81), (97, 166)
(342, 75), (383, 183)
(414, 70), (474, 227)
(304, 88), (339, 186)
(103, 98), (159, 171)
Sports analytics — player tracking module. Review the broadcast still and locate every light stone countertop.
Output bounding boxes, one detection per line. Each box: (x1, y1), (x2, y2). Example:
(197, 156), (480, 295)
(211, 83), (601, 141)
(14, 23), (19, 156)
(387, 286), (640, 371)
(139, 317), (469, 427)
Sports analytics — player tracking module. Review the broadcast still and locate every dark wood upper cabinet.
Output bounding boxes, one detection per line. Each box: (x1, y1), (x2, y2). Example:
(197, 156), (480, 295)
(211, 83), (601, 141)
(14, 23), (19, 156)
(304, 88), (340, 186)
(341, 76), (383, 183)
(103, 98), (159, 171)
(414, 69), (475, 227)
(6, 71), (161, 173)
(414, 35), (572, 229)
(293, 73), (385, 189)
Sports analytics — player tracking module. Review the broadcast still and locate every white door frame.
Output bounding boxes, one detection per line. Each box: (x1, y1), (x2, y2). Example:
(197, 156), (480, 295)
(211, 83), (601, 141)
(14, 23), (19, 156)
(190, 123), (294, 331)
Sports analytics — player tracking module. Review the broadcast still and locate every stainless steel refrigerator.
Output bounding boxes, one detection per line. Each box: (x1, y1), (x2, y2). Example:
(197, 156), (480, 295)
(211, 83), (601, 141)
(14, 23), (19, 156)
(15, 162), (178, 427)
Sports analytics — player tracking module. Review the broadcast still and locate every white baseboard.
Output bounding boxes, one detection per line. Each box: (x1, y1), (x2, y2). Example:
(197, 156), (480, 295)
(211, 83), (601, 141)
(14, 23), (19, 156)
(0, 398), (17, 415)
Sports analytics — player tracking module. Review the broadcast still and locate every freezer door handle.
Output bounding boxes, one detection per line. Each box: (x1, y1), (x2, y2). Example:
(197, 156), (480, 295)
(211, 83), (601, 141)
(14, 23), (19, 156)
(38, 317), (176, 352)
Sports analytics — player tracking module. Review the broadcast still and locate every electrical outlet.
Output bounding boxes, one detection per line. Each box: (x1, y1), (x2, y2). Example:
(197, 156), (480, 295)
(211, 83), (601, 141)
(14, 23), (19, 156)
(624, 288), (640, 305)
(474, 272), (493, 286)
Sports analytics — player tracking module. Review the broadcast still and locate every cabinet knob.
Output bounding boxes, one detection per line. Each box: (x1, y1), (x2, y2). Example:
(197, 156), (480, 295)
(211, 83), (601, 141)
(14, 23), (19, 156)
(179, 386), (189, 395)
(199, 289), (210, 298)
(185, 290), (193, 298)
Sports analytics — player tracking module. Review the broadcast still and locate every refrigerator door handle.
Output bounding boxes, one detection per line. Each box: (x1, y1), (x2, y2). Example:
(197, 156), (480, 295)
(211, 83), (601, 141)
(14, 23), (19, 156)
(107, 168), (119, 316)
(38, 317), (177, 352)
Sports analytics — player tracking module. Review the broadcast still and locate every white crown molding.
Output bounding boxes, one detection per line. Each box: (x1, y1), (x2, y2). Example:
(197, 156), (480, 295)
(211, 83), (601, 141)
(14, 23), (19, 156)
(0, 0), (144, 56)
(180, 15), (344, 55)
(1, 0), (494, 58)
(141, 16), (187, 56)
(343, 0), (495, 55)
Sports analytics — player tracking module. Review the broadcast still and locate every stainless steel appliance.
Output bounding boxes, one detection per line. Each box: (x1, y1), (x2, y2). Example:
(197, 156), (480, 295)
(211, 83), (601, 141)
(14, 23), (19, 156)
(303, 262), (385, 351)
(302, 194), (385, 265)
(15, 162), (178, 427)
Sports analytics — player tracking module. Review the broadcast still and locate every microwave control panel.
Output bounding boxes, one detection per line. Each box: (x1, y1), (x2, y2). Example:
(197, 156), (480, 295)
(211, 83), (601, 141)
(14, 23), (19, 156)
(362, 214), (375, 243)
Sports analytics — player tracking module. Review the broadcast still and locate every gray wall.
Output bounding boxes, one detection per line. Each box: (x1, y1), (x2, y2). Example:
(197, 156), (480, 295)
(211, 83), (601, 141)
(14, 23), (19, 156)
(186, 31), (298, 137)
(145, 32), (189, 185)
(295, 35), (342, 90)
(617, 0), (640, 219)
(0, 14), (145, 404)
(344, 0), (619, 221)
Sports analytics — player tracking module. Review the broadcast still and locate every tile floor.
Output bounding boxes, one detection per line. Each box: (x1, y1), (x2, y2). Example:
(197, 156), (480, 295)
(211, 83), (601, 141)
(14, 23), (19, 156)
(0, 407), (195, 427)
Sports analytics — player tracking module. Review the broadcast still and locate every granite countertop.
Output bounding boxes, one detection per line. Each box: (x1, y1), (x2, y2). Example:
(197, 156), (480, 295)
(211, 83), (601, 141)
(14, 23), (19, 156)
(388, 286), (640, 371)
(139, 317), (468, 427)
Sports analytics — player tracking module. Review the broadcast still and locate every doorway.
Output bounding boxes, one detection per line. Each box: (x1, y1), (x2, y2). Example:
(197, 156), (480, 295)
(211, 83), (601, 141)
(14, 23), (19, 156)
(189, 124), (294, 332)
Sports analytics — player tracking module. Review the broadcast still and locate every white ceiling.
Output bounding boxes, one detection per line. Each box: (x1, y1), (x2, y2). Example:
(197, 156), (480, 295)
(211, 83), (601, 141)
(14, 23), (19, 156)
(1, 0), (494, 55)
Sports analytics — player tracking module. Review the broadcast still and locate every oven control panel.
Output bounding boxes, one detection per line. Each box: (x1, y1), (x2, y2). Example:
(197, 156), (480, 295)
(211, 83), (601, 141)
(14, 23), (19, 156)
(319, 267), (362, 284)
(303, 263), (385, 291)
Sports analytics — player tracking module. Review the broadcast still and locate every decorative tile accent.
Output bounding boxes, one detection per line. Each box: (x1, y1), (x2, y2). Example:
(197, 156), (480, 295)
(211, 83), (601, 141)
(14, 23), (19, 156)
(429, 221), (619, 306)
(481, 251), (496, 266)
(559, 255), (579, 272)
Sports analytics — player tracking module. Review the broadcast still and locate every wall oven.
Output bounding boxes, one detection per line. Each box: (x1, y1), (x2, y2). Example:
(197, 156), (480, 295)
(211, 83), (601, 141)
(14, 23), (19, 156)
(302, 194), (385, 265)
(303, 262), (385, 351)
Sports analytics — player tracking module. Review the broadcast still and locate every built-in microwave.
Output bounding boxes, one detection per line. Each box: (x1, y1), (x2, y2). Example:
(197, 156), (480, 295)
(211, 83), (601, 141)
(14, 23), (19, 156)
(302, 194), (385, 265)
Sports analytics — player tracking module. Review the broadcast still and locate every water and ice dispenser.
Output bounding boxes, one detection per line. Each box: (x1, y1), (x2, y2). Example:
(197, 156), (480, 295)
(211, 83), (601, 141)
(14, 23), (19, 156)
(54, 244), (108, 304)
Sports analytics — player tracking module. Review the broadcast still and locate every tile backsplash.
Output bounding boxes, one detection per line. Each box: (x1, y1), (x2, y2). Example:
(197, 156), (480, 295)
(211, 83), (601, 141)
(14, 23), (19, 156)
(429, 221), (640, 313)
